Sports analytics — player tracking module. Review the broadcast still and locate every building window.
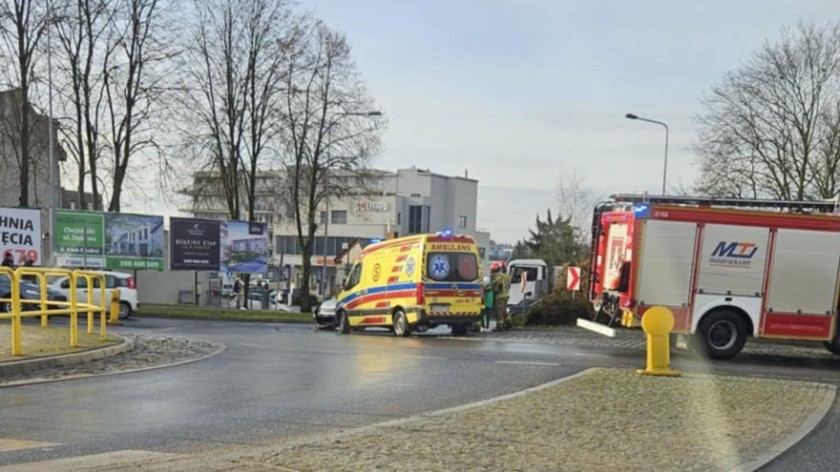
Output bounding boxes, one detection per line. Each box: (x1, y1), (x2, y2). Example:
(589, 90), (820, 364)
(458, 215), (467, 229)
(331, 210), (348, 224)
(275, 235), (301, 255)
(320, 211), (327, 224)
(397, 212), (401, 225)
(408, 205), (430, 234)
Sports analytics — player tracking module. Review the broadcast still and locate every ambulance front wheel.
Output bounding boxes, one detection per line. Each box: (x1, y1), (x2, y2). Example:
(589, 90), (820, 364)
(339, 311), (351, 335)
(393, 310), (411, 337)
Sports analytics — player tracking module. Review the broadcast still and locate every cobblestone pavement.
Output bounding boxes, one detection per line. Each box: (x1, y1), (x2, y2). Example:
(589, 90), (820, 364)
(0, 334), (223, 387)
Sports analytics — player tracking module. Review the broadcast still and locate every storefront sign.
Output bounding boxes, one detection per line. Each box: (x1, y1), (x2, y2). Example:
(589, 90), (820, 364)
(355, 200), (390, 213)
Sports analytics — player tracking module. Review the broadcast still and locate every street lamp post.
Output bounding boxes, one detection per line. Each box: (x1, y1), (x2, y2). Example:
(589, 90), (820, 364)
(47, 0), (57, 266)
(625, 113), (669, 195)
(321, 110), (381, 297)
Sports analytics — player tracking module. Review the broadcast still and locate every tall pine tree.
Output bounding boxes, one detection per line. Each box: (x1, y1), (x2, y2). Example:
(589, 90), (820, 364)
(512, 209), (587, 276)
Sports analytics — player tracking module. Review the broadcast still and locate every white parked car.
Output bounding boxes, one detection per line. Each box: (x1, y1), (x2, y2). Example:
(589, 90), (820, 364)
(49, 270), (138, 319)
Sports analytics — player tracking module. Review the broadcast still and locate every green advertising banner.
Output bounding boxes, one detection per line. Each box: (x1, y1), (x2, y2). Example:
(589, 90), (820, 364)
(55, 210), (164, 270)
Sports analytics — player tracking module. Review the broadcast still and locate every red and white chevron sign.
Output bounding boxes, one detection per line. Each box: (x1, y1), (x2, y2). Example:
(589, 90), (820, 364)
(566, 266), (581, 291)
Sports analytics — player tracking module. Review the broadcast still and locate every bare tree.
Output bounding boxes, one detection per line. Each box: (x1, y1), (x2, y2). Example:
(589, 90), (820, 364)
(556, 170), (592, 245)
(240, 0), (291, 222)
(178, 0), (297, 305)
(179, 0), (250, 220)
(0, 0), (49, 207)
(54, 0), (113, 210)
(104, 0), (174, 212)
(180, 0), (296, 220)
(281, 18), (384, 310)
(696, 23), (840, 201)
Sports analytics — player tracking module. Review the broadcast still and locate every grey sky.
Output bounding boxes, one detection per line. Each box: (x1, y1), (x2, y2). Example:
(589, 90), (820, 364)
(295, 0), (840, 243)
(117, 1), (840, 244)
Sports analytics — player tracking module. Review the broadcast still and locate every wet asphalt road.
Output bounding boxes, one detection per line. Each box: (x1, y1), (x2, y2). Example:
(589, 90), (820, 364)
(0, 317), (614, 466)
(1, 316), (840, 470)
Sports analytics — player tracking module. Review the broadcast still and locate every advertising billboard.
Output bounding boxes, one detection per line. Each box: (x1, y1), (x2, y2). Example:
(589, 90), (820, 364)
(170, 217), (221, 271)
(221, 221), (268, 273)
(55, 210), (164, 270)
(0, 207), (42, 265)
(169, 219), (268, 273)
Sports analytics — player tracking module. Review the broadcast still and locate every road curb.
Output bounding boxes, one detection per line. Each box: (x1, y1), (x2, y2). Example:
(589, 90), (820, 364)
(0, 336), (134, 377)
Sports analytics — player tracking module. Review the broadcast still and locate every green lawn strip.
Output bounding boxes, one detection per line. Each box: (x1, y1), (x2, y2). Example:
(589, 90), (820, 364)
(136, 304), (313, 323)
(0, 325), (120, 362)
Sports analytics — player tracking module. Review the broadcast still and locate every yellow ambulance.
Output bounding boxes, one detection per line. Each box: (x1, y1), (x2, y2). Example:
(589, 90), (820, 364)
(336, 232), (484, 336)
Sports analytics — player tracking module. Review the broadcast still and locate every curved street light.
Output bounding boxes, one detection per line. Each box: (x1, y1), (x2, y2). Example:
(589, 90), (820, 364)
(626, 113), (669, 195)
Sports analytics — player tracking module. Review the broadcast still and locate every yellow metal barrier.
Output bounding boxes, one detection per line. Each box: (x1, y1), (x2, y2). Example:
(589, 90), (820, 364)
(1, 267), (113, 356)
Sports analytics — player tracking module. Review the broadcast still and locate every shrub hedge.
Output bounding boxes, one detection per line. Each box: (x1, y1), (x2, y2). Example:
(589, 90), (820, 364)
(524, 292), (595, 326)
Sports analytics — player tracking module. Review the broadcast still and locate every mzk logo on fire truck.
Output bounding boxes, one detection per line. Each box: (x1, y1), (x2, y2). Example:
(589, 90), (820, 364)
(709, 241), (759, 268)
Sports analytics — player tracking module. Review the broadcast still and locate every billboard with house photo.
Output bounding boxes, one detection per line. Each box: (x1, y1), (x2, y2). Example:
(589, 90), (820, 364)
(55, 210), (164, 270)
(104, 213), (165, 269)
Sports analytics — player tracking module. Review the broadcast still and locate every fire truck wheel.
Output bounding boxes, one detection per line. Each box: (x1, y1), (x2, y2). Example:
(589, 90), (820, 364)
(824, 340), (840, 356)
(339, 311), (352, 335)
(393, 310), (411, 337)
(696, 310), (747, 359)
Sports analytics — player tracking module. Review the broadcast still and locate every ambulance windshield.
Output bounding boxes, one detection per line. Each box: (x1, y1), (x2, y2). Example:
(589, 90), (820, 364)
(426, 252), (478, 282)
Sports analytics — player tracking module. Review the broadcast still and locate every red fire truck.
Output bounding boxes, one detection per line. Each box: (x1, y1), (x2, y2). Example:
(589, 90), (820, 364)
(586, 194), (840, 359)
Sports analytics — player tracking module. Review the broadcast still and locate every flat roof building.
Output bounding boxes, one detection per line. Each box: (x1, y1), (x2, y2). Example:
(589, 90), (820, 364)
(181, 166), (489, 297)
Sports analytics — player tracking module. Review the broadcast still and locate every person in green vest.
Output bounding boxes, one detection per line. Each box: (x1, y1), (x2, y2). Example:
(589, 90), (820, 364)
(482, 276), (494, 330)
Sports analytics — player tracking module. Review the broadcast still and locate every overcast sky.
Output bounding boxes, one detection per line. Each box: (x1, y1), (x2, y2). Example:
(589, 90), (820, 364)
(286, 0), (839, 243)
(122, 1), (840, 244)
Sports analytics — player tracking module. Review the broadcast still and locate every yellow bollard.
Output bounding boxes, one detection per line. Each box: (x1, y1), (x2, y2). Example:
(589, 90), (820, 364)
(636, 306), (681, 377)
(109, 289), (121, 324)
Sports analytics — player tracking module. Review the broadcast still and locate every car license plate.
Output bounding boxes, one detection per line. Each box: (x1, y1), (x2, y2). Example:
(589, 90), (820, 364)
(431, 304), (449, 313)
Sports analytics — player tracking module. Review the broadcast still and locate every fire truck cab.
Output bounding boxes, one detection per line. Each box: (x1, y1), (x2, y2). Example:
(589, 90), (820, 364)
(587, 194), (840, 359)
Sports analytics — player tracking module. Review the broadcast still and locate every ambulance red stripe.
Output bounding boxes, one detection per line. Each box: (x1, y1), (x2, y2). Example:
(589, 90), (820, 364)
(345, 289), (417, 310)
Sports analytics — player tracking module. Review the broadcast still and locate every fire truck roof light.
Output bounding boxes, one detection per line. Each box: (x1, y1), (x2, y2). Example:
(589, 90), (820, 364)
(633, 203), (650, 218)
